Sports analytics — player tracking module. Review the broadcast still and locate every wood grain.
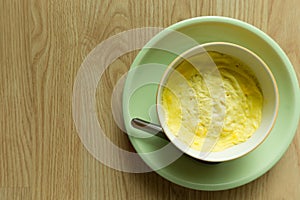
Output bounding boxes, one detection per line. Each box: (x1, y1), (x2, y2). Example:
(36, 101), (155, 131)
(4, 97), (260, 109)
(0, 0), (299, 199)
(0, 0), (32, 188)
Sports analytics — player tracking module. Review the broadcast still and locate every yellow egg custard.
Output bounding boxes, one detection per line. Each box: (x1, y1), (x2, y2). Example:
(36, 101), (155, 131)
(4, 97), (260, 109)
(161, 51), (263, 152)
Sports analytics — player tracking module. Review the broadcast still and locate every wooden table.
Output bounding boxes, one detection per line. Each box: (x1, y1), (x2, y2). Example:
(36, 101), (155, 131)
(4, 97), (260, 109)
(1, 0), (299, 199)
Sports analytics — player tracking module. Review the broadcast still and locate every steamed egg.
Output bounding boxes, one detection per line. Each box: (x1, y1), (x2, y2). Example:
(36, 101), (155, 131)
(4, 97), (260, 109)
(161, 51), (263, 152)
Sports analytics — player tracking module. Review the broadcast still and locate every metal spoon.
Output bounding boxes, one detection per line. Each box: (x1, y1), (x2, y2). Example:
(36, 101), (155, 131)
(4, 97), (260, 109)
(131, 118), (167, 139)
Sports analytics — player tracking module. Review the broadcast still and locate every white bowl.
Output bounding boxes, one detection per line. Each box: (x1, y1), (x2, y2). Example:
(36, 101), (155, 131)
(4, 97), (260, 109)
(156, 42), (279, 162)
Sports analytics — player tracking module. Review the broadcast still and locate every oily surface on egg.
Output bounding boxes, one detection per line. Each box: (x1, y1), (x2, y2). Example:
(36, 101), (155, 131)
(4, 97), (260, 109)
(161, 51), (263, 152)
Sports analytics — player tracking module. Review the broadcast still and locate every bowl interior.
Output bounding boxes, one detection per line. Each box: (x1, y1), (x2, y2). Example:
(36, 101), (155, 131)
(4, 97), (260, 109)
(157, 42), (279, 162)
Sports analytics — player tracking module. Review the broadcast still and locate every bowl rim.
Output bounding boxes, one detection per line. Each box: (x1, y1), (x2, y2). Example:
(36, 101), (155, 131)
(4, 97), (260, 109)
(156, 41), (279, 162)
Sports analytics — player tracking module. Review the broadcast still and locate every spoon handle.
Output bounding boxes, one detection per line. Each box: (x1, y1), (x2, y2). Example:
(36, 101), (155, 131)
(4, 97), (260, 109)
(131, 118), (167, 139)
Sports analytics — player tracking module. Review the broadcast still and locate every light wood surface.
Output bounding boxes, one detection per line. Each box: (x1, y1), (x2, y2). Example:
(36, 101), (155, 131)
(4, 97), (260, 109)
(1, 0), (300, 199)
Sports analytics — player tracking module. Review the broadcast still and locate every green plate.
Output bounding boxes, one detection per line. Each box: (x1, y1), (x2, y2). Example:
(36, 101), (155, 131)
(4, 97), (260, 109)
(122, 16), (300, 190)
